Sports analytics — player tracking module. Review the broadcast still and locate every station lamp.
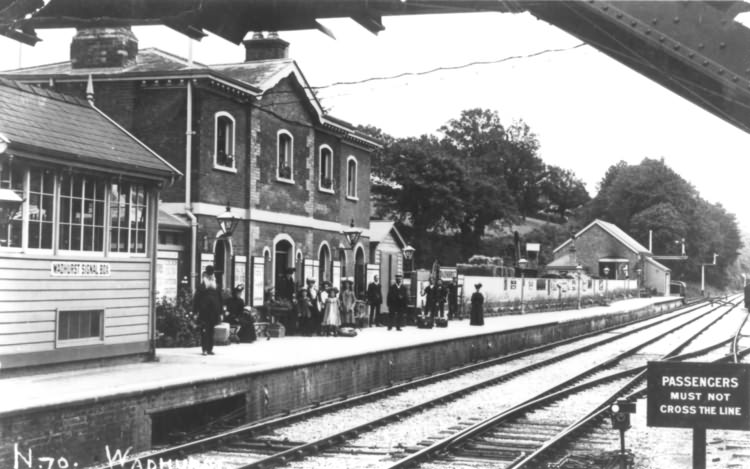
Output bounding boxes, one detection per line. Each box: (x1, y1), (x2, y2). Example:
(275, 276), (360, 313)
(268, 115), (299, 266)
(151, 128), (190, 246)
(216, 203), (239, 237)
(576, 264), (583, 310)
(342, 219), (362, 250)
(518, 258), (528, 313)
(402, 244), (416, 273)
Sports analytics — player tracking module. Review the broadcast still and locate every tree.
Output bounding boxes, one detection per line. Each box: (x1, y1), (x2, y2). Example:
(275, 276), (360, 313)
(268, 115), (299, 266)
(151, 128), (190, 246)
(583, 158), (742, 288)
(541, 165), (590, 221)
(439, 109), (546, 254)
(372, 135), (467, 264)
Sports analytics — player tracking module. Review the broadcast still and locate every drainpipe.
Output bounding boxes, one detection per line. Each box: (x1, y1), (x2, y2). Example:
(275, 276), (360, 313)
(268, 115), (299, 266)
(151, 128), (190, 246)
(185, 79), (198, 292)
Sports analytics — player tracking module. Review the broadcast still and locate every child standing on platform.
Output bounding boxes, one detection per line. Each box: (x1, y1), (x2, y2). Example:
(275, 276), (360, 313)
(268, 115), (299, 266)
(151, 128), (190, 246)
(341, 280), (357, 326)
(322, 286), (342, 335)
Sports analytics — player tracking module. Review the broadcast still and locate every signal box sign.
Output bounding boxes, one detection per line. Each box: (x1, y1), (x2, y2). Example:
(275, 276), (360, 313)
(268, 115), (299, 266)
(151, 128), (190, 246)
(647, 361), (750, 430)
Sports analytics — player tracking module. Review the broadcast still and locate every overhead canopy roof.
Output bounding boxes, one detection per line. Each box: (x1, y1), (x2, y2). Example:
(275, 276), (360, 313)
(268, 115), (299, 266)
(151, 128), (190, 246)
(3, 1), (750, 135)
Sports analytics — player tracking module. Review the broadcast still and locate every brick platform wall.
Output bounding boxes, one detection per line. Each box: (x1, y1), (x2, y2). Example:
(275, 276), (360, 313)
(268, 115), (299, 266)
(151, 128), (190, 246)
(0, 299), (682, 466)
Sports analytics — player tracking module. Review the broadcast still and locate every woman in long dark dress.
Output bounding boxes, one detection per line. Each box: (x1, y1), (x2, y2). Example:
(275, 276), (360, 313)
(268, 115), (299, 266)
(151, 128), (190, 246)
(470, 283), (484, 326)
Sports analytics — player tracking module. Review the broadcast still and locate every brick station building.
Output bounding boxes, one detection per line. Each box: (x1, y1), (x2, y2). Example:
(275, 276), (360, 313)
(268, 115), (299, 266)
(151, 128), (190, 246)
(3, 28), (381, 309)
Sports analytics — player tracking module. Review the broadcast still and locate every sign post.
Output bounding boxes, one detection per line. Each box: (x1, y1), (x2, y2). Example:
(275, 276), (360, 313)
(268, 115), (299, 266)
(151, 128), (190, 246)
(647, 361), (750, 469)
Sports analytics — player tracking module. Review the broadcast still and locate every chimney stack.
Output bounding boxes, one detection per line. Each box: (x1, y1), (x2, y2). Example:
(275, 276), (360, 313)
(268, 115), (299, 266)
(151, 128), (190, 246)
(70, 27), (138, 69)
(243, 32), (289, 62)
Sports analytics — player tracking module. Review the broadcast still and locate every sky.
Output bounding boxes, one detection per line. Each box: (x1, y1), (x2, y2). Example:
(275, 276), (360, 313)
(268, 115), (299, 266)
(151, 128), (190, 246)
(1, 10), (750, 228)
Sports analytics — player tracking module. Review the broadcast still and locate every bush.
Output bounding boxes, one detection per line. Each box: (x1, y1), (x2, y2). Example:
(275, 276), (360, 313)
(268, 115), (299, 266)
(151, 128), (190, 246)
(156, 288), (201, 347)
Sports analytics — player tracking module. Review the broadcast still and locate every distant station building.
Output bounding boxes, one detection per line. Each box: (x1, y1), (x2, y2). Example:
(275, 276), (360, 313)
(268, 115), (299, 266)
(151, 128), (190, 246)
(0, 78), (180, 371)
(547, 218), (671, 295)
(368, 220), (409, 306)
(3, 27), (381, 307)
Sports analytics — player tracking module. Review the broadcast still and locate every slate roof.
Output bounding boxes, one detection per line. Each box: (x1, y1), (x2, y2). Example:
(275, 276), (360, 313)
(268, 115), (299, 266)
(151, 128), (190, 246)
(2, 48), (380, 147)
(553, 219), (650, 255)
(2, 48), (200, 76)
(369, 220), (406, 247)
(158, 209), (191, 229)
(0, 78), (179, 178)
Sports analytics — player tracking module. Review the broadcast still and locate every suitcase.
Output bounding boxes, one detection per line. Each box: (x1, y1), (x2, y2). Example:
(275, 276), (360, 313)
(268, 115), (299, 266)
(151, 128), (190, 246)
(417, 315), (434, 329)
(435, 317), (448, 328)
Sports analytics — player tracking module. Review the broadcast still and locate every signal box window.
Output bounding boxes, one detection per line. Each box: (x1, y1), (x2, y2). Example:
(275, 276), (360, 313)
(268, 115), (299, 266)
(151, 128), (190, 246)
(110, 182), (148, 254)
(59, 174), (105, 252)
(0, 161), (24, 248)
(58, 309), (103, 345)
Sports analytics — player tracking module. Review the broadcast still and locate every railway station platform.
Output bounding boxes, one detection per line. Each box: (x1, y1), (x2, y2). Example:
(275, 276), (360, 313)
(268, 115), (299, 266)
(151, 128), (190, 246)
(0, 296), (683, 467)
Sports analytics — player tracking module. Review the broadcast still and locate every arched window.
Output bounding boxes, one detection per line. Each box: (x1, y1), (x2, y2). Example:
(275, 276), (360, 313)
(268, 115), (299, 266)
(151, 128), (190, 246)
(354, 245), (366, 299)
(318, 243), (331, 284)
(319, 145), (333, 193)
(277, 130), (293, 182)
(214, 112), (236, 170)
(273, 234), (295, 301)
(346, 156), (358, 200)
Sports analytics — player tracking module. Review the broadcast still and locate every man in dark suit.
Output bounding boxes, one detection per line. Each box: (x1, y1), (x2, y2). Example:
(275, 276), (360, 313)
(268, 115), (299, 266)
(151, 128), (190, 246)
(744, 281), (750, 310)
(367, 275), (383, 326)
(387, 273), (408, 331)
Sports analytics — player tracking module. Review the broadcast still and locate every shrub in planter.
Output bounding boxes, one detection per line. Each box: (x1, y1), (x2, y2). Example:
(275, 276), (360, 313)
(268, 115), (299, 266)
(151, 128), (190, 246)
(156, 288), (201, 347)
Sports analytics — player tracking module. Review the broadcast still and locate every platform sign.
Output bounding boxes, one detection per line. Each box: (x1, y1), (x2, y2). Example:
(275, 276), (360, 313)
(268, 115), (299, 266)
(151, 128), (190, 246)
(647, 361), (750, 430)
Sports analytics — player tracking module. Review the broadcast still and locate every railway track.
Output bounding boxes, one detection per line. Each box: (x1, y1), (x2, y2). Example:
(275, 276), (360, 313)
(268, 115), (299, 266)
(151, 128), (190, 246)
(95, 297), (737, 469)
(555, 299), (750, 469)
(407, 295), (748, 469)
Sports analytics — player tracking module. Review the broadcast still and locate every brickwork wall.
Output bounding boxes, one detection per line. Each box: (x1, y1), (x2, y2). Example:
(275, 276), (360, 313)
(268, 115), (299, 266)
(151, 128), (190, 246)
(254, 78), (314, 216)
(0, 300), (681, 467)
(563, 225), (640, 272)
(338, 143), (371, 229)
(131, 86), (189, 203)
(194, 90), (249, 209)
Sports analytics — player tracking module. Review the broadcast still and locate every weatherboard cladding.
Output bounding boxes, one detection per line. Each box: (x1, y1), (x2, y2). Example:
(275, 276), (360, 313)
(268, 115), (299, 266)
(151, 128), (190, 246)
(0, 78), (175, 176)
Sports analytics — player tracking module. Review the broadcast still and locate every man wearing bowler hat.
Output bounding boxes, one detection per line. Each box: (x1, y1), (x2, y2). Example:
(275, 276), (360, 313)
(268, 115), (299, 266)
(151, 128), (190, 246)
(387, 273), (408, 331)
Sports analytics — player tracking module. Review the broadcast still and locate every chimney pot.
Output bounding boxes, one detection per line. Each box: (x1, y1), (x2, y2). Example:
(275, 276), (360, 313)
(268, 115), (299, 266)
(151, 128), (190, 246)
(70, 27), (138, 69)
(243, 33), (289, 62)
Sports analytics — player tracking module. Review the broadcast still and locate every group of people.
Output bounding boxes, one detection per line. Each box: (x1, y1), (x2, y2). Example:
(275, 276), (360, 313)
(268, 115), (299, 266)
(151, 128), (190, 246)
(193, 266), (259, 356)
(192, 265), (487, 355)
(418, 278), (485, 326)
(294, 277), (359, 336)
(419, 278), (460, 320)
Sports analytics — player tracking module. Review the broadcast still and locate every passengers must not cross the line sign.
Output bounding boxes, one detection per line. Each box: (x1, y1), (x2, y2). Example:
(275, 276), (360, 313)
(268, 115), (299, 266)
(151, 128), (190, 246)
(647, 361), (750, 430)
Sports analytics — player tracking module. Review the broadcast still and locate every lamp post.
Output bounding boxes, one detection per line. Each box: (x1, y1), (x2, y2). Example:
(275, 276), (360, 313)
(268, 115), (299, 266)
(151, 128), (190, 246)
(403, 244), (415, 273)
(215, 204), (239, 291)
(603, 266), (610, 299)
(635, 267), (642, 297)
(518, 258), (528, 313)
(700, 253), (718, 297)
(576, 263), (583, 309)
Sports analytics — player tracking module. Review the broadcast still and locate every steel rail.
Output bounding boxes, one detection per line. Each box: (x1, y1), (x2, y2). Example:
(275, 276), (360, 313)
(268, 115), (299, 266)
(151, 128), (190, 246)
(508, 296), (744, 469)
(538, 345), (750, 469)
(103, 300), (701, 468)
(732, 302), (749, 363)
(384, 298), (738, 469)
(233, 301), (719, 469)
